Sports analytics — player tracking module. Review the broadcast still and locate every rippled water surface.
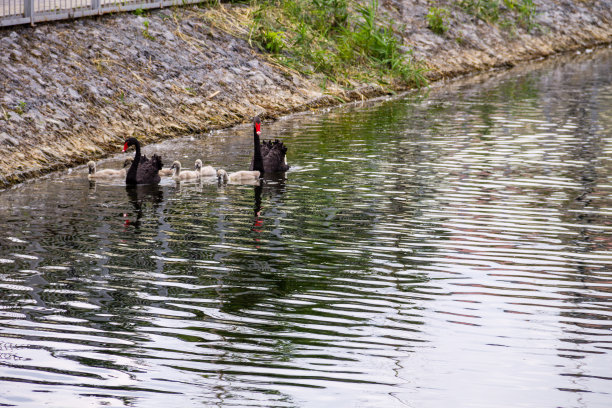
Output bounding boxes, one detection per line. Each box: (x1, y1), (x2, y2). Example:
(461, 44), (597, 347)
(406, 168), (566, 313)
(1, 48), (612, 408)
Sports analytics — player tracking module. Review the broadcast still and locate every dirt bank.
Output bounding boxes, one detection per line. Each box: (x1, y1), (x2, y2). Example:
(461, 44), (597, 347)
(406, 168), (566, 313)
(0, 0), (610, 189)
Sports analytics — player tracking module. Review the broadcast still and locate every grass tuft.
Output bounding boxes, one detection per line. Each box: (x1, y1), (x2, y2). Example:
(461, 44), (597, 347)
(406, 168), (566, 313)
(426, 7), (450, 35)
(246, 0), (428, 88)
(457, 0), (538, 31)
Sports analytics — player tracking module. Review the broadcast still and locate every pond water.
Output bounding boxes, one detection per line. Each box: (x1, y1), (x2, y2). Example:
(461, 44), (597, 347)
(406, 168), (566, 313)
(1, 47), (612, 408)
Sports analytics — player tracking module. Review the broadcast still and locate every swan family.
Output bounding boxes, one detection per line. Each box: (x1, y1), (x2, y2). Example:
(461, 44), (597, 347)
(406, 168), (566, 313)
(88, 158), (132, 179)
(88, 116), (289, 186)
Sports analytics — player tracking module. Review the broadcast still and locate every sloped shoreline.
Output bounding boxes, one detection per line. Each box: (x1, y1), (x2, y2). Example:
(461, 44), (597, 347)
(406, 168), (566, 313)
(0, 1), (610, 189)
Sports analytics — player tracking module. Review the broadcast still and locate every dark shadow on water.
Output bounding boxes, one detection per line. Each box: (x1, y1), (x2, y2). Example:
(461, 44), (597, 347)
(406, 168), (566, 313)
(124, 184), (164, 230)
(217, 173), (291, 314)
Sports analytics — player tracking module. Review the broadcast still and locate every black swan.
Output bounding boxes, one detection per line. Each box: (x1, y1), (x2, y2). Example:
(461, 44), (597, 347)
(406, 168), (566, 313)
(122, 137), (163, 185)
(170, 160), (201, 180)
(250, 116), (289, 175)
(217, 169), (260, 184)
(87, 158), (132, 179)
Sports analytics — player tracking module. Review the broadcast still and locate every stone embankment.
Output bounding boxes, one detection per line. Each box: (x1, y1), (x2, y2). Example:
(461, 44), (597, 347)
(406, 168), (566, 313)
(0, 0), (610, 188)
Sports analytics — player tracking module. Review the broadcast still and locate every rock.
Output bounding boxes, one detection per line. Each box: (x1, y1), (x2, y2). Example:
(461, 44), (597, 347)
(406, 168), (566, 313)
(0, 132), (20, 146)
(67, 88), (81, 99)
(162, 30), (176, 42)
(8, 113), (23, 123)
(46, 118), (66, 128)
(0, 1), (610, 189)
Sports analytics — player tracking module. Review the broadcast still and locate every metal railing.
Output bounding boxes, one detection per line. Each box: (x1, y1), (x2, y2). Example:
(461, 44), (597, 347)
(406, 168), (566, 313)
(1, 0), (200, 27)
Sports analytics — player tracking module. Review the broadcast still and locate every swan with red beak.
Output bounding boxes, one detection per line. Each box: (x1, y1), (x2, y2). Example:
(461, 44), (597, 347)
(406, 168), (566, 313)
(122, 137), (163, 185)
(249, 116), (289, 176)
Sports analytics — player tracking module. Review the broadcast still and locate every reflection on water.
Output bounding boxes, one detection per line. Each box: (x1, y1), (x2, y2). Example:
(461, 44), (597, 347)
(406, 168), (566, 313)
(1, 47), (612, 408)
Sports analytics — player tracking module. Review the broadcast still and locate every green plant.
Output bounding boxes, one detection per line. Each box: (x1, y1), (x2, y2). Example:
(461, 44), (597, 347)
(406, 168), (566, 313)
(350, 1), (427, 85)
(133, 7), (144, 15)
(458, 0), (501, 23)
(499, 17), (516, 35)
(142, 20), (154, 40)
(311, 0), (348, 31)
(455, 32), (465, 44)
(426, 7), (450, 35)
(14, 101), (26, 115)
(247, 0), (427, 87)
(505, 0), (537, 30)
(458, 0), (537, 31)
(261, 30), (286, 53)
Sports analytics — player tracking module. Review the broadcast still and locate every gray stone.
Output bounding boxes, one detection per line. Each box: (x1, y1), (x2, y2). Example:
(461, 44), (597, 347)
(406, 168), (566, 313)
(162, 30), (176, 42)
(8, 112), (23, 123)
(67, 88), (81, 99)
(0, 132), (20, 146)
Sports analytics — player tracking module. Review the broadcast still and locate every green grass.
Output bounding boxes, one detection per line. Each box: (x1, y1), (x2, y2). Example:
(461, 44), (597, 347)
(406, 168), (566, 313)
(426, 7), (450, 35)
(457, 0), (501, 22)
(503, 0), (537, 30)
(142, 19), (155, 40)
(15, 101), (27, 115)
(457, 0), (537, 31)
(248, 0), (428, 88)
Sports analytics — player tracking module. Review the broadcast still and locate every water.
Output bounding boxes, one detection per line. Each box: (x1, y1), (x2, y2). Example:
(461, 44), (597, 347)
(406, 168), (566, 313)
(1, 47), (612, 408)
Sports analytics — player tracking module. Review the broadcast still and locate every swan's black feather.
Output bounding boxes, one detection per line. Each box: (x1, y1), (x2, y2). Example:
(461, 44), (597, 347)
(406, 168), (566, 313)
(250, 116), (290, 174)
(263, 140), (289, 173)
(124, 138), (162, 185)
(136, 154), (162, 184)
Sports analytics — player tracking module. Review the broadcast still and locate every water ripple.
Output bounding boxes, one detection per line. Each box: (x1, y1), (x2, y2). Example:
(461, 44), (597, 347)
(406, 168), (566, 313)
(1, 48), (612, 407)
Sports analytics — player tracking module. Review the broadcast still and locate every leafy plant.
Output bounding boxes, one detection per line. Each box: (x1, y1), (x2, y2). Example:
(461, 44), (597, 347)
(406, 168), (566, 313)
(457, 0), (501, 23)
(14, 101), (26, 115)
(504, 0), (537, 30)
(458, 0), (537, 31)
(246, 0), (427, 87)
(142, 20), (154, 40)
(261, 30), (286, 53)
(426, 7), (450, 35)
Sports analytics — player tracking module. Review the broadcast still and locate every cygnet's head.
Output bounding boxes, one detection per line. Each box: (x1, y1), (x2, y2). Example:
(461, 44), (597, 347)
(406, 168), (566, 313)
(217, 169), (228, 183)
(87, 161), (96, 174)
(170, 160), (181, 171)
(195, 159), (202, 171)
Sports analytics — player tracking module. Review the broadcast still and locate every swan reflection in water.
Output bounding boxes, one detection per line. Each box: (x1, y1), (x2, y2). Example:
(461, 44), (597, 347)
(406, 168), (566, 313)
(251, 174), (287, 243)
(217, 174), (289, 313)
(124, 184), (164, 230)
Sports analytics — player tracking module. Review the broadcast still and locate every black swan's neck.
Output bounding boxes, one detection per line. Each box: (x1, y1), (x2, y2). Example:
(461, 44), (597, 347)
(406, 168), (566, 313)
(126, 140), (141, 185)
(252, 125), (264, 176)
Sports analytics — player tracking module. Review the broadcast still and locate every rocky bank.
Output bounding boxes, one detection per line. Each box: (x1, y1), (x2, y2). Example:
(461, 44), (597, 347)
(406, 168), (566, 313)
(0, 0), (611, 188)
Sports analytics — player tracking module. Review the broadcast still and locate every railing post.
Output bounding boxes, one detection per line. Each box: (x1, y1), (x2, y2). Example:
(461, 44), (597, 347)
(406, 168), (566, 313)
(24, 0), (34, 25)
(91, 0), (100, 14)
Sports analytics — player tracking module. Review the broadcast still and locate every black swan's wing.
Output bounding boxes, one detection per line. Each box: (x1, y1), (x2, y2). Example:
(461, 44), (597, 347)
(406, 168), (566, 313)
(136, 154), (162, 184)
(261, 140), (272, 158)
(250, 141), (272, 171)
(263, 140), (289, 173)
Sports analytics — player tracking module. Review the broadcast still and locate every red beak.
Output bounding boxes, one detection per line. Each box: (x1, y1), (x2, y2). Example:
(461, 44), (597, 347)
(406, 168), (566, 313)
(122, 141), (129, 152)
(255, 123), (261, 135)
